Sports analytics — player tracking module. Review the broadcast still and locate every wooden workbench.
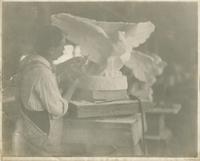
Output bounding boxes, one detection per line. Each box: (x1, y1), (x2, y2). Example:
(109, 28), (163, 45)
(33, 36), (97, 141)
(62, 100), (181, 156)
(3, 87), (181, 156)
(62, 114), (144, 156)
(61, 100), (148, 156)
(144, 104), (182, 156)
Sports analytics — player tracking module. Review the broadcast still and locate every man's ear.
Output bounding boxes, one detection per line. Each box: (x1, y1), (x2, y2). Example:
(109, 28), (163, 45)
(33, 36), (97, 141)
(48, 47), (56, 57)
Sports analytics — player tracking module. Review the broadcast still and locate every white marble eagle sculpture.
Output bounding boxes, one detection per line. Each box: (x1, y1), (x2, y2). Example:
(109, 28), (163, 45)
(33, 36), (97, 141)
(51, 13), (166, 101)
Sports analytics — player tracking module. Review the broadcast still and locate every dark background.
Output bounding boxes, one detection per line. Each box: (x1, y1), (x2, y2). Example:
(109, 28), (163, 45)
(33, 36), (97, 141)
(2, 2), (198, 156)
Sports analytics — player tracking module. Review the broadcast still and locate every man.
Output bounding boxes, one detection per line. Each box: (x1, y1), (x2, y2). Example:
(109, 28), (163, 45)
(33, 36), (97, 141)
(13, 25), (82, 156)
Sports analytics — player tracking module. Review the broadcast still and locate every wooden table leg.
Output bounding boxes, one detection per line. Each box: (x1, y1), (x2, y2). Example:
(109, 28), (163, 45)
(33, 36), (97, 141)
(158, 114), (173, 156)
(133, 142), (143, 155)
(131, 114), (144, 156)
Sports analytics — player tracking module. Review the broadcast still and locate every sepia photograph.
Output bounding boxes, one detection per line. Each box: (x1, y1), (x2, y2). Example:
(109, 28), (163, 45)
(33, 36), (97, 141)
(1, 0), (198, 159)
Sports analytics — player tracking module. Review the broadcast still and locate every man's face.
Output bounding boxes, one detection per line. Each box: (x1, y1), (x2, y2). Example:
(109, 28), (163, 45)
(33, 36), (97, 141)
(52, 36), (66, 60)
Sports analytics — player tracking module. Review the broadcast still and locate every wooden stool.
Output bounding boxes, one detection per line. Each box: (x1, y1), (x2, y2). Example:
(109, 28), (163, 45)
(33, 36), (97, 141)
(144, 104), (182, 156)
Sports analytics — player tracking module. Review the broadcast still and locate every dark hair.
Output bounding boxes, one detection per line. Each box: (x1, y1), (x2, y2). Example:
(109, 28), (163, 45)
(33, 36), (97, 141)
(34, 25), (64, 56)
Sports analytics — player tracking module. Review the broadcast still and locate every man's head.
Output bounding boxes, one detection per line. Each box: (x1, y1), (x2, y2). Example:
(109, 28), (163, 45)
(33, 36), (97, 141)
(34, 25), (66, 61)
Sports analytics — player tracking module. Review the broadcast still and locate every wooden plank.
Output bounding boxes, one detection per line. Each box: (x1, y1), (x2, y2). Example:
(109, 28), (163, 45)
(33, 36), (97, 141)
(92, 90), (129, 101)
(67, 100), (153, 118)
(145, 105), (182, 114)
(72, 89), (129, 101)
(144, 129), (172, 141)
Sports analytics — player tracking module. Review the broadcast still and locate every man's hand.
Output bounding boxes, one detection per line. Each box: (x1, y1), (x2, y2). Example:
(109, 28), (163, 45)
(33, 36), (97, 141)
(66, 57), (87, 79)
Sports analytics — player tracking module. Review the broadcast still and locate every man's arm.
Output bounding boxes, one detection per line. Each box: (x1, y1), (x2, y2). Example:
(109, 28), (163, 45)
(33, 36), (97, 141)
(62, 79), (79, 101)
(35, 69), (70, 118)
